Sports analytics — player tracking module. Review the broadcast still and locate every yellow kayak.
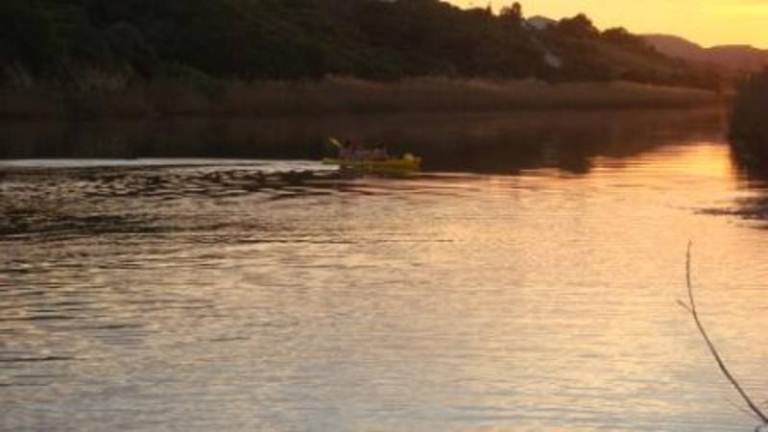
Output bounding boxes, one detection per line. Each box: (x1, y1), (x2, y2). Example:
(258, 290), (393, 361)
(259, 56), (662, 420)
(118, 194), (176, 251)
(322, 155), (422, 173)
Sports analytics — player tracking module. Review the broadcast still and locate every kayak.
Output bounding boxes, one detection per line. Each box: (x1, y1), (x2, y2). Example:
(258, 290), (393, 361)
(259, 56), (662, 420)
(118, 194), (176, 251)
(322, 156), (422, 173)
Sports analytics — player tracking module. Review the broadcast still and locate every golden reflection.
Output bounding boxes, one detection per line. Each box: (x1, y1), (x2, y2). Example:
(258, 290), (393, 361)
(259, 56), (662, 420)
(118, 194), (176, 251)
(628, 143), (736, 178)
(2, 116), (767, 431)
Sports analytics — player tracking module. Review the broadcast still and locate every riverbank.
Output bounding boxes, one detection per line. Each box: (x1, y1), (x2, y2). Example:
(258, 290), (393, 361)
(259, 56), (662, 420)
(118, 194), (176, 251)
(0, 77), (724, 120)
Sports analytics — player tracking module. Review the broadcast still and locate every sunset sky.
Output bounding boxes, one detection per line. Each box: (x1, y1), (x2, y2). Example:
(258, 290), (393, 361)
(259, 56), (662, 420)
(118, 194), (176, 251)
(448, 0), (768, 48)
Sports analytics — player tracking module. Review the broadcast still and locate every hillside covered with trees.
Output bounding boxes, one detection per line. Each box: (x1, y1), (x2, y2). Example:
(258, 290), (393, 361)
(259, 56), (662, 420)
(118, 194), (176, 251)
(0, 0), (722, 87)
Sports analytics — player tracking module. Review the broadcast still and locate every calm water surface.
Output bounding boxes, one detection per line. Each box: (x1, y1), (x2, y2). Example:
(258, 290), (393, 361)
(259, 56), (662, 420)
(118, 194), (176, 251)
(2, 109), (768, 431)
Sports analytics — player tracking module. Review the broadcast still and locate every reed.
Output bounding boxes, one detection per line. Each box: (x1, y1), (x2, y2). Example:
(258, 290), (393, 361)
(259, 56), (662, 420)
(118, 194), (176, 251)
(0, 74), (723, 120)
(216, 77), (722, 115)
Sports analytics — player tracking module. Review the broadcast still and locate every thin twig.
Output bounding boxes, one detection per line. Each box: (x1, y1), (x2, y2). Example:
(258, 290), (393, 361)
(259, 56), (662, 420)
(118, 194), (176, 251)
(684, 242), (768, 425)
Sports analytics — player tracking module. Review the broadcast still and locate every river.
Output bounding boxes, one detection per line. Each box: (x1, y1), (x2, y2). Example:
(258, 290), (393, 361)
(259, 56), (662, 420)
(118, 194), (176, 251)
(2, 108), (768, 432)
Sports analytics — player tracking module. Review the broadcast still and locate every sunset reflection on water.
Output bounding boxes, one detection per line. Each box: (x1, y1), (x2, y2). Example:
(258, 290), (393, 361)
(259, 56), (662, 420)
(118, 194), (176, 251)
(2, 114), (768, 432)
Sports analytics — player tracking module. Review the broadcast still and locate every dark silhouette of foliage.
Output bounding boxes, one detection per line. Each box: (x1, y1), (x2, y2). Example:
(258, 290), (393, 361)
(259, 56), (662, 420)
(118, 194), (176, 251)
(0, 0), (722, 90)
(499, 2), (523, 28)
(730, 68), (768, 167)
(602, 27), (651, 52)
(0, 0), (64, 75)
(554, 14), (599, 39)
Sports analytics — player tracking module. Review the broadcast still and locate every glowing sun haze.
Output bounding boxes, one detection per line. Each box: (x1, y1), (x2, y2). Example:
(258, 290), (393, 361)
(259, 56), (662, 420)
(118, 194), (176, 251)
(448, 0), (768, 48)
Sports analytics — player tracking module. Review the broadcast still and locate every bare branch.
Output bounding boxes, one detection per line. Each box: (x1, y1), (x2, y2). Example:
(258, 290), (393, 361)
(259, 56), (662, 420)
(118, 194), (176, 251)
(685, 242), (768, 425)
(677, 299), (692, 313)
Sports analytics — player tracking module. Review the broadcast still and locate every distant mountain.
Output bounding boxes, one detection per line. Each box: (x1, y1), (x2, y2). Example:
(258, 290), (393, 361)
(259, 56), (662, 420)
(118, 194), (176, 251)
(644, 34), (768, 72)
(642, 35), (706, 61)
(707, 45), (768, 71)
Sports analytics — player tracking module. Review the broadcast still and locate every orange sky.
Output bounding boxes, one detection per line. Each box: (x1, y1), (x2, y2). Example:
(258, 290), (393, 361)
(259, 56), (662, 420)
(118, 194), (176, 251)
(448, 0), (768, 48)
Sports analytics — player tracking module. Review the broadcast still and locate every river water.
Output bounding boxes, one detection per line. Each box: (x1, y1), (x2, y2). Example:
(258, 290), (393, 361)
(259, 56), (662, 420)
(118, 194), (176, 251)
(2, 109), (768, 431)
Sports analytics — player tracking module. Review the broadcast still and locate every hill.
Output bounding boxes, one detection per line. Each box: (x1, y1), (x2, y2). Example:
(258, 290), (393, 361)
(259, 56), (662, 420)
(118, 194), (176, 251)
(642, 35), (706, 61)
(644, 34), (768, 72)
(0, 0), (722, 92)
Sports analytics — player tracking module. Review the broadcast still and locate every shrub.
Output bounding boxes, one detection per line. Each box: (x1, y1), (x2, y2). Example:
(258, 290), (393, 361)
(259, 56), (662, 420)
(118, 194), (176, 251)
(729, 68), (768, 164)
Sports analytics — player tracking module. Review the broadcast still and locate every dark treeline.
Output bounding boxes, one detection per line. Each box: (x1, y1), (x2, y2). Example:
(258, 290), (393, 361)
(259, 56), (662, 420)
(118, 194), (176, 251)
(0, 0), (722, 90)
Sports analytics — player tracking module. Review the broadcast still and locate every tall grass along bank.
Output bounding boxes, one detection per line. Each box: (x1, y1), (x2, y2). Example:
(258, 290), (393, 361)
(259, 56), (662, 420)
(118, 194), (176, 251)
(0, 76), (723, 121)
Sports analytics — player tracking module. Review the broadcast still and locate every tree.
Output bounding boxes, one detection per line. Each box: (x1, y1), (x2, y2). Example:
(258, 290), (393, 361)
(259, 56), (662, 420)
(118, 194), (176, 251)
(0, 0), (64, 74)
(602, 27), (651, 52)
(556, 13), (599, 39)
(499, 2), (522, 28)
(729, 68), (768, 166)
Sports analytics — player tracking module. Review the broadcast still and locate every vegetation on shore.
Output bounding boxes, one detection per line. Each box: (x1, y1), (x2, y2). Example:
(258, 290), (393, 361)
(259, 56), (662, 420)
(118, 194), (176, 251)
(729, 68), (768, 168)
(0, 76), (723, 120)
(0, 1), (726, 119)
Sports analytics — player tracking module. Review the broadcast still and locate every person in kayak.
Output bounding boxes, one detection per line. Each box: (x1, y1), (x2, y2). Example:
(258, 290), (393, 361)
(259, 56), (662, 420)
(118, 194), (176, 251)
(370, 145), (389, 161)
(338, 139), (388, 161)
(338, 140), (355, 160)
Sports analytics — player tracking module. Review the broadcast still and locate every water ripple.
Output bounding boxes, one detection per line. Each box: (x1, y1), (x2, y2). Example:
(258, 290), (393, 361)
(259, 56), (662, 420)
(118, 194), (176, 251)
(1, 148), (768, 432)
